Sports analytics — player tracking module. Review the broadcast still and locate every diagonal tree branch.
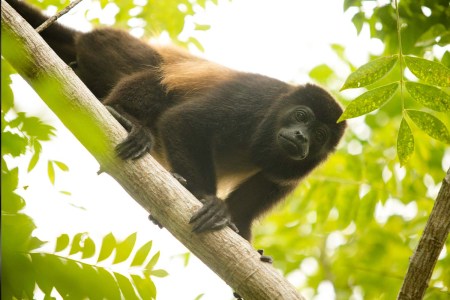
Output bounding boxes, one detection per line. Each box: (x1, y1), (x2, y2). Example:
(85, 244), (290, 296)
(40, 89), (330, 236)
(1, 1), (304, 299)
(398, 168), (450, 300)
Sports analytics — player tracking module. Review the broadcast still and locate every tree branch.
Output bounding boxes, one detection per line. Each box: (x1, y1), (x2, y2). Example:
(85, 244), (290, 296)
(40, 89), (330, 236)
(398, 168), (450, 300)
(36, 0), (83, 33)
(1, 2), (304, 299)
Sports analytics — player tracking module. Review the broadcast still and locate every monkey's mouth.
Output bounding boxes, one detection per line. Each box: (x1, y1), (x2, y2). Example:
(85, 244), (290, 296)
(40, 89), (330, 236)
(278, 134), (308, 160)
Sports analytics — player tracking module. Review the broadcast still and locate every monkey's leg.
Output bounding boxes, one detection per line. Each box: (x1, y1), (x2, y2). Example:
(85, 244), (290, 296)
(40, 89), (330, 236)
(102, 70), (172, 160)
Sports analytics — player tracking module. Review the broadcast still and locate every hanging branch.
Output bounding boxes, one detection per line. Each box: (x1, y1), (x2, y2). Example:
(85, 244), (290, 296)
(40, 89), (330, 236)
(397, 168), (450, 300)
(1, 2), (305, 299)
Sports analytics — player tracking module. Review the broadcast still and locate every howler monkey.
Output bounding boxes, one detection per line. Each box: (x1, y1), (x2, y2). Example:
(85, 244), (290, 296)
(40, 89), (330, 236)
(7, 0), (346, 243)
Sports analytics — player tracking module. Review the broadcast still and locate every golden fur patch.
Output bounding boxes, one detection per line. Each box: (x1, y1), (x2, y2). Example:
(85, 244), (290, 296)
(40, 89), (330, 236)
(153, 45), (235, 97)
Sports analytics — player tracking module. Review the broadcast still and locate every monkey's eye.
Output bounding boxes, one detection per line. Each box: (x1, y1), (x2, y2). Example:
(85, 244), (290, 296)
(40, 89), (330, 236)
(295, 110), (309, 122)
(315, 127), (328, 142)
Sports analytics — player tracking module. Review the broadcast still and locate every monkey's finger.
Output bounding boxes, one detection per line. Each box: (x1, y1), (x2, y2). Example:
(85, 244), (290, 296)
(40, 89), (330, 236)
(189, 199), (216, 223)
(192, 215), (228, 233)
(228, 222), (239, 233)
(116, 139), (148, 160)
(171, 173), (187, 186)
(130, 146), (149, 160)
(115, 141), (138, 160)
(190, 207), (218, 231)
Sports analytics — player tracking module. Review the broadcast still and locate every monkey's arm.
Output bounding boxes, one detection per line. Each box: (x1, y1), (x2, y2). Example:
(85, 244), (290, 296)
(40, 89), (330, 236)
(157, 103), (241, 232)
(225, 173), (297, 241)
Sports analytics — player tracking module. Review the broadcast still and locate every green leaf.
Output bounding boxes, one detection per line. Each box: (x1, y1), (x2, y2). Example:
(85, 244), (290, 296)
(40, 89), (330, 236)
(2, 166), (19, 192)
(187, 37), (204, 52)
(338, 82), (399, 121)
(96, 268), (121, 300)
(356, 190), (378, 227)
(131, 275), (156, 300)
(344, 0), (360, 11)
(1, 59), (14, 113)
(27, 152), (39, 172)
(98, 233), (117, 263)
(442, 51), (450, 68)
(113, 232), (137, 264)
(194, 23), (211, 31)
(21, 116), (55, 141)
(1, 132), (28, 157)
(82, 237), (96, 259)
(351, 11), (365, 35)
(55, 234), (70, 252)
(407, 110), (450, 143)
(53, 161), (69, 171)
(415, 24), (446, 47)
(69, 233), (85, 255)
(397, 118), (414, 166)
(2, 253), (35, 298)
(309, 64), (334, 84)
(145, 251), (160, 271)
(131, 240), (152, 267)
(114, 273), (140, 300)
(438, 31), (450, 47)
(48, 161), (55, 185)
(194, 294), (205, 300)
(150, 269), (169, 278)
(340, 55), (398, 90)
(32, 254), (55, 295)
(405, 82), (450, 112)
(182, 252), (190, 267)
(404, 56), (450, 87)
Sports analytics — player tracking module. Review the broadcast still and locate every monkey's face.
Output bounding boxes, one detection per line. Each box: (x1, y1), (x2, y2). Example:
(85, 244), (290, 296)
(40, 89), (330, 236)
(277, 105), (330, 161)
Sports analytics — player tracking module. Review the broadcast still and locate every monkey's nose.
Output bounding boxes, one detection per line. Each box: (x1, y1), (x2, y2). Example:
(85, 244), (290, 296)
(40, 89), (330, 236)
(294, 131), (308, 143)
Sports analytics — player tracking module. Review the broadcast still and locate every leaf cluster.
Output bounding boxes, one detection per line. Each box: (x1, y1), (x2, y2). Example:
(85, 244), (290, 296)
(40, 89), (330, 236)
(1, 59), (166, 300)
(256, 1), (450, 298)
(345, 0), (450, 56)
(27, 0), (217, 47)
(339, 54), (450, 165)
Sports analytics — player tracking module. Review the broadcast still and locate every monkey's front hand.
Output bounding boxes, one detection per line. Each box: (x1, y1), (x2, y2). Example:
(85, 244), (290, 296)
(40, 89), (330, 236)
(189, 196), (239, 233)
(116, 126), (152, 160)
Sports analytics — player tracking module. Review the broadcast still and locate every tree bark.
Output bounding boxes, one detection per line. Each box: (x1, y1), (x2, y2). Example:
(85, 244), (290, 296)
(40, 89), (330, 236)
(397, 168), (450, 299)
(1, 2), (304, 299)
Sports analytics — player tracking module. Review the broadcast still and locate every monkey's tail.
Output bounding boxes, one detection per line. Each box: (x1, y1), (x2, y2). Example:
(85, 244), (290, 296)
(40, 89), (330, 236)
(5, 0), (78, 64)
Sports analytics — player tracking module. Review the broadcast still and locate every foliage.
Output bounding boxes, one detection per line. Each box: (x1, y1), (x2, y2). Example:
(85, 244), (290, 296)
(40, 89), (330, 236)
(3, 0), (450, 299)
(255, 0), (450, 299)
(28, 0), (216, 47)
(1, 58), (167, 299)
(339, 0), (450, 165)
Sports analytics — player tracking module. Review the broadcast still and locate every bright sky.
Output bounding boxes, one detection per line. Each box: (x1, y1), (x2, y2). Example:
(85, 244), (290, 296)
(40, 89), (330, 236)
(9, 0), (380, 299)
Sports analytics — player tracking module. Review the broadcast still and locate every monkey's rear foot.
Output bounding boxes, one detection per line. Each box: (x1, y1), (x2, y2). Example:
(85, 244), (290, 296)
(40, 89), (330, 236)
(257, 249), (273, 263)
(171, 172), (187, 186)
(148, 214), (163, 228)
(233, 292), (243, 300)
(189, 195), (239, 233)
(116, 126), (152, 160)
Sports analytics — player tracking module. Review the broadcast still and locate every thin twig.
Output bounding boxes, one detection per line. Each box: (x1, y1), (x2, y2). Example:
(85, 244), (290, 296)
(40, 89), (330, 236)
(36, 0), (83, 33)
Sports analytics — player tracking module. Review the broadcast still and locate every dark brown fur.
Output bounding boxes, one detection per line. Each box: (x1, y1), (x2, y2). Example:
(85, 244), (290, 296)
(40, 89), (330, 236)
(8, 0), (346, 242)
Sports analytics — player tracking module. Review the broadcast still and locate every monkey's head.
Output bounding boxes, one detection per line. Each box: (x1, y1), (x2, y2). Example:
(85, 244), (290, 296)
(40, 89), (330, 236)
(276, 104), (330, 161)
(251, 84), (346, 176)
